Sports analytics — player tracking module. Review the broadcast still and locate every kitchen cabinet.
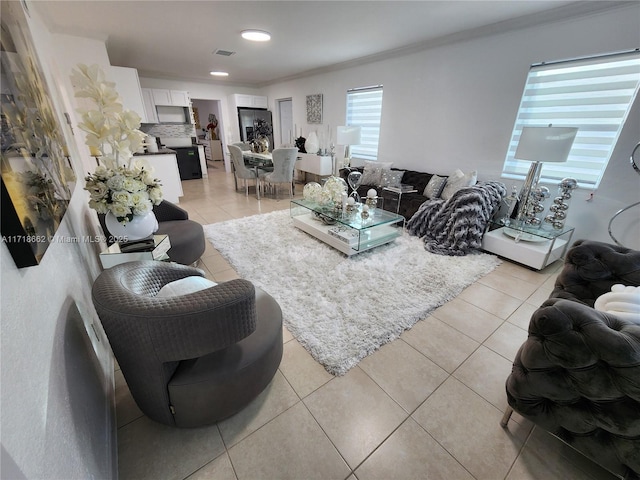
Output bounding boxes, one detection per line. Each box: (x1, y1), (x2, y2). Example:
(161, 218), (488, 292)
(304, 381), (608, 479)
(151, 89), (190, 107)
(109, 66), (148, 122)
(141, 88), (158, 123)
(233, 94), (268, 109)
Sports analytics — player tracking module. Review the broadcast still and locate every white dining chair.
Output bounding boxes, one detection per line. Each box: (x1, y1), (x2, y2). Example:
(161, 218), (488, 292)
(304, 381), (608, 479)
(229, 144), (260, 196)
(261, 148), (298, 199)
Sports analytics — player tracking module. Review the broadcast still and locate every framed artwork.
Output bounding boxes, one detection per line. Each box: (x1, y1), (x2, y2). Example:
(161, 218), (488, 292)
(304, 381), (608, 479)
(306, 94), (323, 124)
(0, 3), (77, 267)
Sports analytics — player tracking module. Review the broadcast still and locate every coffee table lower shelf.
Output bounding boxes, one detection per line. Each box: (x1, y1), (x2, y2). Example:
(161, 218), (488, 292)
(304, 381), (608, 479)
(292, 213), (400, 256)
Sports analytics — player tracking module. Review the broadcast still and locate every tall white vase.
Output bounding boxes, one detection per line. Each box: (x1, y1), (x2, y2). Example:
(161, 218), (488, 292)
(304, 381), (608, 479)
(105, 211), (158, 242)
(305, 131), (319, 155)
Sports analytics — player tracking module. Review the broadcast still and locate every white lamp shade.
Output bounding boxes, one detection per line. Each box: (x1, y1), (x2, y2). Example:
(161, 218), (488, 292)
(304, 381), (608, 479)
(336, 126), (361, 146)
(515, 126), (578, 163)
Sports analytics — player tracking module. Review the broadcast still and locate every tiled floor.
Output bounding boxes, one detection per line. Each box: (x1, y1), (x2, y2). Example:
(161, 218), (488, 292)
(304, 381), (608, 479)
(115, 162), (618, 480)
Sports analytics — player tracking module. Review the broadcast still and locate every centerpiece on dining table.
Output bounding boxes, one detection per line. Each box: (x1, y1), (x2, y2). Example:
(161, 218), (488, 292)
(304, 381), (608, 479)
(250, 117), (272, 154)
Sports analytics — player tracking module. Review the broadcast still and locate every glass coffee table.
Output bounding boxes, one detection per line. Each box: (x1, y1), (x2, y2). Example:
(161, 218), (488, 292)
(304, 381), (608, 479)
(290, 199), (405, 256)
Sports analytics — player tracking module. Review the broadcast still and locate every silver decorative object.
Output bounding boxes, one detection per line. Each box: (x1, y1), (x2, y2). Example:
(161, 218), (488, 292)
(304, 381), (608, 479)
(520, 184), (550, 226)
(347, 170), (363, 203)
(544, 177), (577, 230)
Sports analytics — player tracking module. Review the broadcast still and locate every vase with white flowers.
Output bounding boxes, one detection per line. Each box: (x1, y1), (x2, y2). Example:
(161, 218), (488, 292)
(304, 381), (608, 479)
(71, 64), (163, 240)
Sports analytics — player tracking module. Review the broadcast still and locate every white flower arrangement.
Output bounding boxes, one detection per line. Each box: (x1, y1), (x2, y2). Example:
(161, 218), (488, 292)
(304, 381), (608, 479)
(71, 64), (162, 222)
(85, 163), (162, 220)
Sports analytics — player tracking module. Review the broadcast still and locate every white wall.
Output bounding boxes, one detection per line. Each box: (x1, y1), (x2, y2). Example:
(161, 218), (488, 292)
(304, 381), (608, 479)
(1, 2), (115, 478)
(261, 4), (640, 249)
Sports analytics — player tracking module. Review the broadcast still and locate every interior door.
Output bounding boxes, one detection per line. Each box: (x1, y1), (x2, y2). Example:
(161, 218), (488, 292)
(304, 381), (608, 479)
(278, 98), (293, 146)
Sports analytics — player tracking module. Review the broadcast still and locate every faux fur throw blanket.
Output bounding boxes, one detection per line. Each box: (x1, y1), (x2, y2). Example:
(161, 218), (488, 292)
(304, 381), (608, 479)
(407, 181), (506, 256)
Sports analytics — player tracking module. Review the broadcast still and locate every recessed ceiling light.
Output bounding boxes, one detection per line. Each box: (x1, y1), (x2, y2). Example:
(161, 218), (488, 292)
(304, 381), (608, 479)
(210, 71), (229, 77)
(241, 30), (271, 42)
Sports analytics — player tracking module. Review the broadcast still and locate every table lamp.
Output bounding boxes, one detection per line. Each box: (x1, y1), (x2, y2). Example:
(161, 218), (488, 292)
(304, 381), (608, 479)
(513, 125), (578, 226)
(336, 126), (362, 171)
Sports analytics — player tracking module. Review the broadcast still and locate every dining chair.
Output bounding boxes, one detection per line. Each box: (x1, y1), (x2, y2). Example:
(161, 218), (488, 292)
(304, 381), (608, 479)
(229, 142), (249, 190)
(228, 144), (260, 196)
(261, 147), (298, 199)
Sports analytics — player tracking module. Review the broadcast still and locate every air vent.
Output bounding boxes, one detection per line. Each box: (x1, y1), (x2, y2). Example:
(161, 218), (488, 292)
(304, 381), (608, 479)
(214, 49), (235, 57)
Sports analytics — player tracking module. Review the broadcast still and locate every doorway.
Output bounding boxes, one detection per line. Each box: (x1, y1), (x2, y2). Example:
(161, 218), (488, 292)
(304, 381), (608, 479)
(277, 98), (293, 146)
(191, 99), (230, 172)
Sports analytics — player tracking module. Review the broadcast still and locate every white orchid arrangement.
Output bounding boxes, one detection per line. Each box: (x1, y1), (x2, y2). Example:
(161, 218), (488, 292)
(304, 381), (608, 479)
(71, 64), (162, 223)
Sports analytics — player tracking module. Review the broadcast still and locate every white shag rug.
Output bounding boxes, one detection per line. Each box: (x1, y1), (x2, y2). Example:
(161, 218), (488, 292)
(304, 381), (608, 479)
(203, 209), (500, 375)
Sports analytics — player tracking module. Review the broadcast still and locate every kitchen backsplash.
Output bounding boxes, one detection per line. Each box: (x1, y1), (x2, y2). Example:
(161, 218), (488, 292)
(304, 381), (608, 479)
(140, 123), (197, 140)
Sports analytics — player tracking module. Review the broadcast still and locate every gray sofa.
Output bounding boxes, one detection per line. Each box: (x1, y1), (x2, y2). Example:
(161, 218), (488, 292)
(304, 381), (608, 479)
(503, 240), (640, 478)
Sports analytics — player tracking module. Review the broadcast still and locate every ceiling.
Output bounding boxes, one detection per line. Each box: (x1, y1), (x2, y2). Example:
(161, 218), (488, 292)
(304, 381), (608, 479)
(33, 0), (620, 87)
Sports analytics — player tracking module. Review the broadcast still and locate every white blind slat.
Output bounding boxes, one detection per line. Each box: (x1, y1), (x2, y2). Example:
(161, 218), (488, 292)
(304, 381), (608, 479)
(346, 86), (383, 162)
(502, 50), (640, 188)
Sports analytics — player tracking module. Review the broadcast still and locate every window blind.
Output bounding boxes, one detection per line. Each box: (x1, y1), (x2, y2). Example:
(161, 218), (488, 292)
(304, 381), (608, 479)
(502, 50), (640, 189)
(346, 85), (383, 162)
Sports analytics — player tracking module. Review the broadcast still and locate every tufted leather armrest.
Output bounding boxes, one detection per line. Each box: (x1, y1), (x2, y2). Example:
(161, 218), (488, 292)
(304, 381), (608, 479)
(507, 297), (640, 470)
(506, 239), (640, 476)
(551, 240), (640, 306)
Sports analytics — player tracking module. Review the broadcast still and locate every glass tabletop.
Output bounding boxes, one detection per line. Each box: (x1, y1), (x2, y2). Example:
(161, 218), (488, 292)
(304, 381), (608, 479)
(291, 198), (404, 231)
(489, 218), (574, 241)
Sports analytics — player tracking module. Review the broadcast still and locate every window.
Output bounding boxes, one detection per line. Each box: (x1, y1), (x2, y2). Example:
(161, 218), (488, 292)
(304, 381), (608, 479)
(502, 50), (640, 189)
(346, 85), (383, 161)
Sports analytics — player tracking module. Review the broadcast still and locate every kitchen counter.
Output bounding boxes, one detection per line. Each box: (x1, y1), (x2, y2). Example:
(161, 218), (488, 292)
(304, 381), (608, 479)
(133, 148), (177, 156)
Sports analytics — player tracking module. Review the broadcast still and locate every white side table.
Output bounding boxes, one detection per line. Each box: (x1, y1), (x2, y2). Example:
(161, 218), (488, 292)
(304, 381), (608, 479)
(99, 234), (171, 269)
(481, 222), (574, 270)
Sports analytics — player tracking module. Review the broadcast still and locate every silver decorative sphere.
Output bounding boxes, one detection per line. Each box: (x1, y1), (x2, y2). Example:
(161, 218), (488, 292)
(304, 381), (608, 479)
(560, 178), (578, 190)
(553, 220), (565, 230)
(554, 211), (567, 220)
(561, 192), (573, 200)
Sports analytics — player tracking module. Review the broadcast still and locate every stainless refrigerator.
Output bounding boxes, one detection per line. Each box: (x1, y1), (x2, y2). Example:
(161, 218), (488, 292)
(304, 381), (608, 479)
(238, 108), (274, 151)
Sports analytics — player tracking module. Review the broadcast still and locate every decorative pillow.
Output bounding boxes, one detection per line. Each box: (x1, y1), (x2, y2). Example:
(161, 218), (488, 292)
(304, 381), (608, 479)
(423, 175), (448, 199)
(361, 161), (393, 186)
(380, 170), (404, 188)
(440, 169), (477, 200)
(156, 276), (217, 297)
(594, 284), (640, 322)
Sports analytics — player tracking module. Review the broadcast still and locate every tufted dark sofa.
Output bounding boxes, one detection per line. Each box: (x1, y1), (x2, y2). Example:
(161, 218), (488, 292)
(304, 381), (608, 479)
(340, 167), (445, 219)
(503, 240), (640, 478)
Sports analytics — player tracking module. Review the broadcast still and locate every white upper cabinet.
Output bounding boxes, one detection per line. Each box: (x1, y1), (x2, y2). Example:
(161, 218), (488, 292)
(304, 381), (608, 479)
(141, 88), (158, 124)
(169, 90), (190, 107)
(109, 66), (148, 122)
(233, 93), (268, 109)
(151, 89), (190, 107)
